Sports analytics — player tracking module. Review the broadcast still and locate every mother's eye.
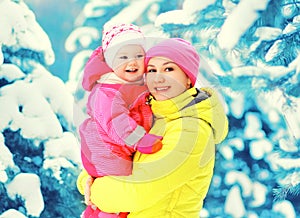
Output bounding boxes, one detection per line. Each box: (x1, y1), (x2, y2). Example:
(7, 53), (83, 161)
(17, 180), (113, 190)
(147, 68), (156, 73)
(165, 67), (174, 72)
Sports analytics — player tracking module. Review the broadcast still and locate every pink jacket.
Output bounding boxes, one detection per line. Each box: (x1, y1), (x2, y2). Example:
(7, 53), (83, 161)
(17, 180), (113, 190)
(79, 83), (153, 177)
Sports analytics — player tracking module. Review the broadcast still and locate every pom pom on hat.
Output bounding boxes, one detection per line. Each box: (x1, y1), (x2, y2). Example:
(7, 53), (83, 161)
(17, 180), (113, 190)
(102, 23), (145, 68)
(145, 38), (200, 86)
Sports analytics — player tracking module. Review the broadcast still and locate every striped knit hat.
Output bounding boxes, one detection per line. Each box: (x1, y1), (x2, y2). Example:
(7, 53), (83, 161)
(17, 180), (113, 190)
(102, 23), (145, 68)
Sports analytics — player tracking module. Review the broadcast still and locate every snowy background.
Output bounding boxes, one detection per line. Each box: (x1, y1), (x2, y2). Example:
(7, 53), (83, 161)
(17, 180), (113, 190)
(0, 0), (299, 217)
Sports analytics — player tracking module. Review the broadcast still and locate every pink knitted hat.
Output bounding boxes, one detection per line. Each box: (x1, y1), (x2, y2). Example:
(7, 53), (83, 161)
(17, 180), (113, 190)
(145, 38), (200, 86)
(102, 23), (145, 68)
(82, 24), (145, 91)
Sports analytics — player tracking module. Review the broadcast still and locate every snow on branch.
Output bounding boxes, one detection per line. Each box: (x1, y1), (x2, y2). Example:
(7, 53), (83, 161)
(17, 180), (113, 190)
(217, 0), (270, 50)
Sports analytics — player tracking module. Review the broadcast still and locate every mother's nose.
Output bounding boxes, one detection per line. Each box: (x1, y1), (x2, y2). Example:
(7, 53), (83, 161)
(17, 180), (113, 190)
(153, 73), (165, 83)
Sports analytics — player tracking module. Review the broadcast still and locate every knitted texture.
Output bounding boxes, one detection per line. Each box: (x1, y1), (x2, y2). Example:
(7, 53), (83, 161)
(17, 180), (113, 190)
(102, 23), (145, 68)
(145, 38), (200, 86)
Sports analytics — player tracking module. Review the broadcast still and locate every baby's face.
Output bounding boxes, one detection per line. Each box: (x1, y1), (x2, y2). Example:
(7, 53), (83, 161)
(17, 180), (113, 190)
(112, 44), (145, 82)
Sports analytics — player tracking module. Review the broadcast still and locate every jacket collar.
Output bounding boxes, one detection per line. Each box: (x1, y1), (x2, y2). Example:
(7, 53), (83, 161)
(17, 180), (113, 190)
(150, 88), (198, 117)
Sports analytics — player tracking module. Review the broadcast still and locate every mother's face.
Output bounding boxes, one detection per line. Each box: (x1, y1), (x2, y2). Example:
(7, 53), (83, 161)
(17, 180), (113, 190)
(146, 57), (191, 101)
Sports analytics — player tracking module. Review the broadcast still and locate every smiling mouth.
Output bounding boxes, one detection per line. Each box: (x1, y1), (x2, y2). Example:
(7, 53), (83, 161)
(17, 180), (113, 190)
(155, 86), (169, 91)
(126, 68), (138, 73)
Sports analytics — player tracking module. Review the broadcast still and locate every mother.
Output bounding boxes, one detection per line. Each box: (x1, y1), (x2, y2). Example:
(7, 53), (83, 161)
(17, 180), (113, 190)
(78, 38), (228, 217)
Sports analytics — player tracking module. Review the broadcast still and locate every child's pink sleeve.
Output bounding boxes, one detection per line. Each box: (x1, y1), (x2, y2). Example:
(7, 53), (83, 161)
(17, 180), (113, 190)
(92, 89), (162, 154)
(82, 46), (112, 91)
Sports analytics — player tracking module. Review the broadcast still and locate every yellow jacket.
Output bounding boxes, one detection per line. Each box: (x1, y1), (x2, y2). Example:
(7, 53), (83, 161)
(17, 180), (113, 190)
(78, 87), (228, 218)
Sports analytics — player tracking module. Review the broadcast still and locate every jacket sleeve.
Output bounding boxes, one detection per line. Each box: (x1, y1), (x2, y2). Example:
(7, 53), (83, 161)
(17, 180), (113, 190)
(92, 88), (146, 147)
(90, 119), (216, 213)
(77, 169), (89, 195)
(82, 46), (112, 91)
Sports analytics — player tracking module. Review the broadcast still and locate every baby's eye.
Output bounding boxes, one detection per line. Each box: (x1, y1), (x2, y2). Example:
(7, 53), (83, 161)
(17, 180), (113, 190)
(119, 56), (128, 60)
(136, 54), (144, 59)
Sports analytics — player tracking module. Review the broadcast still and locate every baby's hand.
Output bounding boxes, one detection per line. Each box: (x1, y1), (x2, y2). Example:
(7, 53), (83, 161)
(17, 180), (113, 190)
(84, 176), (94, 205)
